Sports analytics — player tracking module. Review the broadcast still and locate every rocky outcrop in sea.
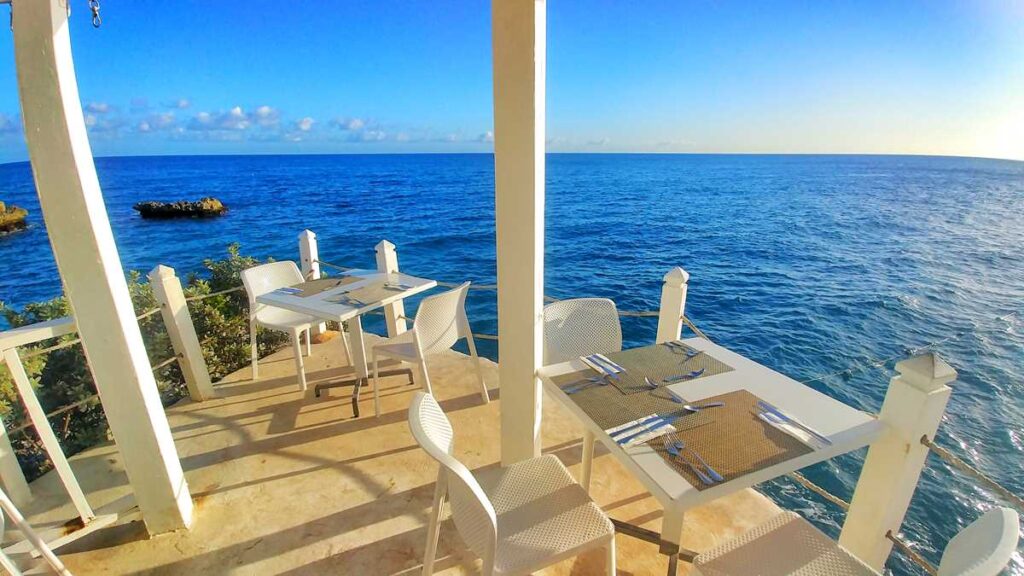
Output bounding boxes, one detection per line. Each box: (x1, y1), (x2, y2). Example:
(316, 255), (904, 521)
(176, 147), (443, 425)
(0, 201), (28, 234)
(133, 197), (228, 219)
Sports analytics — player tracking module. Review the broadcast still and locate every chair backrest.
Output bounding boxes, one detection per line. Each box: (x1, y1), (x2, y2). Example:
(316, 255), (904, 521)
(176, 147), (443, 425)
(937, 507), (1019, 576)
(240, 261), (305, 321)
(414, 282), (471, 355)
(409, 392), (497, 567)
(543, 298), (623, 365)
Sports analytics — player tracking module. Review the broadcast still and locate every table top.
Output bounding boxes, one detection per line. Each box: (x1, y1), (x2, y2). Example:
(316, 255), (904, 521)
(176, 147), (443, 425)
(538, 337), (884, 512)
(255, 270), (437, 322)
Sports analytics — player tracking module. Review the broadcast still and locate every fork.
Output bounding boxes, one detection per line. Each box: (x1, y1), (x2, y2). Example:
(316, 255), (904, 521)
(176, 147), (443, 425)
(662, 368), (705, 383)
(663, 436), (714, 485)
(563, 376), (609, 395)
(676, 438), (724, 482)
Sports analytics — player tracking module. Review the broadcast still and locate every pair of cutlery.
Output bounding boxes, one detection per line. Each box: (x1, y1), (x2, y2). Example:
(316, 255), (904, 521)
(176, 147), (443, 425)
(663, 434), (724, 485)
(657, 368), (705, 385)
(562, 376), (609, 395)
(612, 401), (724, 444)
(665, 340), (701, 360)
(756, 400), (832, 447)
(582, 354), (624, 381)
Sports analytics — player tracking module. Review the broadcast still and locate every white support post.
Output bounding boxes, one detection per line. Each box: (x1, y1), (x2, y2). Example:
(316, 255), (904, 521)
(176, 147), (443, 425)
(839, 353), (956, 570)
(493, 0), (546, 464)
(375, 240), (408, 337)
(298, 230), (326, 337)
(655, 267), (690, 344)
(0, 415), (31, 508)
(13, 0), (192, 534)
(2, 348), (94, 522)
(149, 265), (216, 401)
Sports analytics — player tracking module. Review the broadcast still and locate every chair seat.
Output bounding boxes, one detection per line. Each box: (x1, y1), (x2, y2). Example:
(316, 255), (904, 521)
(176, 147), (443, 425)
(475, 454), (614, 575)
(371, 338), (419, 362)
(256, 307), (317, 331)
(693, 512), (879, 576)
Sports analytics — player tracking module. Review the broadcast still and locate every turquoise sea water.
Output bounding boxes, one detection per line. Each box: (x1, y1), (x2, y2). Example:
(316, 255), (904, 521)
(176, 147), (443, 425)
(1, 154), (1022, 574)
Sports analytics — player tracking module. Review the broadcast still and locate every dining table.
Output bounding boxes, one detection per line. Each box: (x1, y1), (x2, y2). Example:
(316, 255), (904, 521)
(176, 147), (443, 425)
(256, 268), (437, 417)
(537, 336), (885, 575)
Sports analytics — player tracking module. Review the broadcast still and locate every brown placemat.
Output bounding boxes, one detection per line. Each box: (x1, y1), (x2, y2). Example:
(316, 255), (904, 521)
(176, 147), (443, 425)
(645, 389), (813, 490)
(336, 282), (408, 306)
(291, 277), (362, 298)
(600, 342), (734, 394)
(552, 369), (715, 433)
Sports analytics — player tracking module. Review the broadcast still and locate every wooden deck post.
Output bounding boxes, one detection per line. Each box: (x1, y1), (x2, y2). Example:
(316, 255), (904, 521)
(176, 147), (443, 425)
(493, 0), (546, 464)
(839, 353), (955, 570)
(299, 230), (326, 336)
(375, 240), (408, 337)
(149, 265), (216, 401)
(656, 267), (690, 343)
(13, 0), (192, 533)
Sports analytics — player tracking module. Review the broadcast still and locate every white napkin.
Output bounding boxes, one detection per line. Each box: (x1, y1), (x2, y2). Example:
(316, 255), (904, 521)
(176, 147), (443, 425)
(607, 414), (676, 448)
(757, 412), (826, 450)
(581, 355), (621, 377)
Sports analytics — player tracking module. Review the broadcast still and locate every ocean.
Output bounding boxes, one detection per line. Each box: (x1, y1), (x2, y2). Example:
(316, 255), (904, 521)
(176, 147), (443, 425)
(1, 153), (1022, 574)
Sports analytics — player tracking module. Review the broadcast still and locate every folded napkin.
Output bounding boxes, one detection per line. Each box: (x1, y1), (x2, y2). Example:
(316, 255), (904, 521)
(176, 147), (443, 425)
(581, 354), (623, 377)
(607, 414), (676, 447)
(757, 412), (827, 450)
(273, 287), (303, 295)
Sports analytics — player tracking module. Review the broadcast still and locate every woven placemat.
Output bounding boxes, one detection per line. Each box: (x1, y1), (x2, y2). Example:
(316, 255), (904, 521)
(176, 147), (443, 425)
(292, 277), (362, 298)
(336, 281), (408, 306)
(551, 370), (715, 433)
(600, 342), (734, 395)
(645, 389), (813, 490)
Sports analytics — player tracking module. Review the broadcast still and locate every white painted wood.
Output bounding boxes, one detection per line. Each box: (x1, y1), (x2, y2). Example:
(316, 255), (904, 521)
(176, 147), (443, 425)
(0, 488), (72, 576)
(0, 416), (31, 508)
(12, 0), (192, 534)
(0, 318), (75, 351)
(493, 0), (546, 465)
(656, 267), (690, 344)
(538, 337), (883, 547)
(839, 353), (956, 570)
(581, 429), (595, 492)
(375, 240), (408, 337)
(2, 349), (93, 522)
(149, 265), (215, 401)
(298, 230), (326, 336)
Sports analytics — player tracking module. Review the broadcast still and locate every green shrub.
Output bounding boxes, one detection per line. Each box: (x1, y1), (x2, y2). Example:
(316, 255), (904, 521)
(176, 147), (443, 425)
(0, 243), (288, 481)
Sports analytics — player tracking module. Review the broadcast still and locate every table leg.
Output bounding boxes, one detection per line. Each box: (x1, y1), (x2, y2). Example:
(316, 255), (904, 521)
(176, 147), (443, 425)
(581, 430), (595, 493)
(348, 316), (370, 416)
(661, 509), (686, 576)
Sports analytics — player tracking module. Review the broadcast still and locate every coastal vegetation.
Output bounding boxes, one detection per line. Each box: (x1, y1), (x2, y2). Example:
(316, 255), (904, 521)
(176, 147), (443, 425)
(133, 197), (227, 219)
(0, 244), (287, 480)
(0, 201), (28, 234)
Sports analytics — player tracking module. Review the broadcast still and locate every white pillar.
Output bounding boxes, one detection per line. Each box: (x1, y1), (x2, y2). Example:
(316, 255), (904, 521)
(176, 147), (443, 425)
(375, 240), (408, 337)
(149, 265), (216, 401)
(0, 417), (31, 508)
(839, 353), (956, 570)
(13, 0), (192, 534)
(493, 0), (546, 464)
(298, 230), (326, 337)
(655, 267), (690, 343)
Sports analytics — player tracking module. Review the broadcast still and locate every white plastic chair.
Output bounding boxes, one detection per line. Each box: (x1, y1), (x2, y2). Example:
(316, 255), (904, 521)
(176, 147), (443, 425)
(543, 298), (623, 365)
(408, 392), (616, 576)
(0, 488), (73, 575)
(240, 261), (350, 391)
(691, 508), (1020, 576)
(370, 282), (488, 417)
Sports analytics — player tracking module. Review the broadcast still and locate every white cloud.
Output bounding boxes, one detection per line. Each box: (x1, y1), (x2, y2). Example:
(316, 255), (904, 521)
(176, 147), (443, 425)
(0, 113), (21, 135)
(164, 98), (190, 109)
(478, 130), (494, 143)
(84, 114), (97, 127)
(85, 102), (111, 114)
(296, 117), (315, 132)
(137, 121), (151, 133)
(333, 117), (365, 131)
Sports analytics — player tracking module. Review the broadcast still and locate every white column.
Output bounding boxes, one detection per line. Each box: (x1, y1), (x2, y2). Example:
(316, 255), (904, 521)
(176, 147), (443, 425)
(375, 240), (408, 337)
(298, 230), (326, 337)
(493, 0), (546, 464)
(13, 0), (192, 533)
(149, 265), (215, 401)
(0, 416), (31, 507)
(655, 267), (690, 343)
(839, 353), (956, 570)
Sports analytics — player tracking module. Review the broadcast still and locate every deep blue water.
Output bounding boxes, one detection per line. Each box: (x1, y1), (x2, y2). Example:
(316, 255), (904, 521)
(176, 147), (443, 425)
(1, 153), (1022, 574)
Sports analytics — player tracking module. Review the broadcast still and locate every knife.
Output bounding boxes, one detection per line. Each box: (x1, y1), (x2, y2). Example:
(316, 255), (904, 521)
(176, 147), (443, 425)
(756, 400), (832, 446)
(615, 417), (674, 445)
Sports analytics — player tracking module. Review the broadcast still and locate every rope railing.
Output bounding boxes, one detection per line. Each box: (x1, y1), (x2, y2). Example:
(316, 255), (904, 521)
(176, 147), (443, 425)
(922, 435), (1024, 512)
(886, 531), (938, 576)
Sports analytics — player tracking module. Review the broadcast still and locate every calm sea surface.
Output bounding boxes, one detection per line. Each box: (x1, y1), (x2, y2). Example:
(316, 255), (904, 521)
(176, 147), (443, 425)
(1, 153), (1022, 574)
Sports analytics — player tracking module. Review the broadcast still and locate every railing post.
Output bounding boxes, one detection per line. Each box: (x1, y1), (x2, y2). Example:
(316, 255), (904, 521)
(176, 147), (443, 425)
(298, 230), (326, 337)
(375, 240), (407, 337)
(0, 416), (31, 507)
(149, 265), (215, 401)
(839, 353), (956, 570)
(656, 267), (690, 343)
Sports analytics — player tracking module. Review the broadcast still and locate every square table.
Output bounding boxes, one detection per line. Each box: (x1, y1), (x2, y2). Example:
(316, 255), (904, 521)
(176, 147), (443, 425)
(537, 337), (884, 575)
(256, 269), (437, 417)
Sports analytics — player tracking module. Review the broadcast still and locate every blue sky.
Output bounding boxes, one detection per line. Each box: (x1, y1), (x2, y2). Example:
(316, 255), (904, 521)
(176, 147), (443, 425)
(0, 1), (1021, 162)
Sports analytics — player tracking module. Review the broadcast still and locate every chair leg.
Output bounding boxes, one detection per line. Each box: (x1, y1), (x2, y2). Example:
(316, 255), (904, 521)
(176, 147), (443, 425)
(606, 535), (617, 576)
(372, 352), (382, 418)
(582, 429), (596, 493)
(422, 473), (447, 576)
(249, 319), (259, 380)
(340, 325), (353, 363)
(305, 328), (312, 357)
(291, 331), (307, 391)
(465, 333), (490, 403)
(417, 357), (433, 396)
